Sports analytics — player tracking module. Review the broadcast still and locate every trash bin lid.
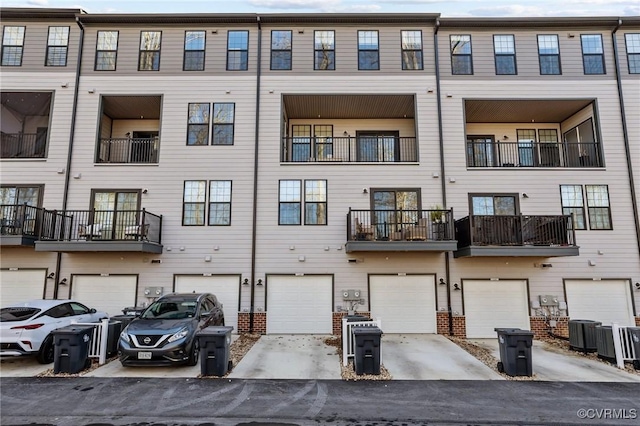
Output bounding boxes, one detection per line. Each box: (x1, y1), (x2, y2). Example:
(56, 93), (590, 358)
(51, 324), (96, 334)
(502, 329), (534, 336)
(352, 326), (382, 336)
(197, 325), (234, 336)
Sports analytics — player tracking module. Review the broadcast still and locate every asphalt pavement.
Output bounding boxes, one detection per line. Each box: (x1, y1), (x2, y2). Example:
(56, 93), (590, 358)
(1, 377), (639, 426)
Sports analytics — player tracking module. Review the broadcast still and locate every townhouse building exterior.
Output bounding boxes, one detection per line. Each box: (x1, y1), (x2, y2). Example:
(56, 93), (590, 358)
(1, 8), (639, 338)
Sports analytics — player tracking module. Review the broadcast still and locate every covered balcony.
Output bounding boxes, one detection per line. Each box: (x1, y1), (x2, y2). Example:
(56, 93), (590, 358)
(281, 94), (418, 163)
(465, 99), (603, 169)
(345, 208), (457, 252)
(95, 95), (160, 164)
(454, 214), (579, 258)
(35, 208), (162, 253)
(0, 204), (46, 247)
(1, 92), (51, 159)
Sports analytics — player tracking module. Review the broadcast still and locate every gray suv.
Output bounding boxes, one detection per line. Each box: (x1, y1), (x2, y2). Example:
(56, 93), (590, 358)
(118, 293), (224, 366)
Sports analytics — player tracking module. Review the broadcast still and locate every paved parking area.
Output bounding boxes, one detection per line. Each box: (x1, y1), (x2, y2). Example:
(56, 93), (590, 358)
(0, 356), (51, 377)
(471, 339), (640, 382)
(382, 334), (503, 380)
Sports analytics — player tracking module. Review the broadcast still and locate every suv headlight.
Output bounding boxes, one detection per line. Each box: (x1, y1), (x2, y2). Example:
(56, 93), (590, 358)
(168, 327), (189, 343)
(119, 331), (131, 344)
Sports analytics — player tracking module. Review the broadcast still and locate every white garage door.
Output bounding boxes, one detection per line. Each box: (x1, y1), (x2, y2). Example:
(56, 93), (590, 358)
(72, 275), (137, 317)
(175, 275), (240, 333)
(464, 279), (530, 338)
(0, 269), (46, 306)
(266, 275), (332, 334)
(369, 275), (436, 333)
(565, 279), (635, 326)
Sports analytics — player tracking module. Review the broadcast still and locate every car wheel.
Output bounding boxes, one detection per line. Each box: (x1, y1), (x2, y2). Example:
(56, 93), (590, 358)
(187, 339), (199, 366)
(36, 335), (55, 364)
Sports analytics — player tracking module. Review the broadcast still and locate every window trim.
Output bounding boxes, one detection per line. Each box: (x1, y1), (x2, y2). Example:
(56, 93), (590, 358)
(226, 30), (249, 71)
(314, 30), (335, 71)
(138, 30), (162, 72)
(45, 26), (70, 67)
(400, 30), (423, 71)
(537, 34), (561, 75)
(493, 34), (517, 75)
(183, 30), (206, 71)
(95, 30), (118, 71)
(208, 180), (232, 226)
(625, 33), (640, 74)
(357, 30), (379, 71)
(304, 180), (328, 226)
(182, 180), (207, 226)
(585, 184), (612, 230)
(450, 34), (473, 75)
(186, 102), (210, 146)
(1, 26), (26, 67)
(581, 34), (605, 75)
(279, 179), (302, 225)
(270, 30), (292, 71)
(212, 103), (235, 145)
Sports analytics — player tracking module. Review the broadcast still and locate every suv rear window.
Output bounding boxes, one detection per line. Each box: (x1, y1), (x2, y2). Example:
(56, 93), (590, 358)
(0, 307), (41, 322)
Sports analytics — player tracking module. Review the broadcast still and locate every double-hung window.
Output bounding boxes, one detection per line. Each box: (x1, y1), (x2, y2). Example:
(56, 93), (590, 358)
(560, 184), (611, 230)
(46, 26), (69, 66)
(537, 35), (561, 75)
(1, 26), (25, 66)
(271, 30), (292, 70)
(95, 31), (118, 71)
(183, 180), (233, 226)
(516, 129), (536, 167)
(279, 180), (327, 225)
(186, 103), (210, 145)
(450, 34), (472, 75)
(358, 30), (379, 70)
(314, 30), (335, 70)
(227, 30), (248, 71)
(560, 185), (586, 230)
(401, 30), (423, 70)
(212, 103), (235, 145)
(184, 30), (205, 71)
(494, 35), (516, 75)
(186, 103), (235, 145)
(581, 34), (605, 74)
(209, 181), (232, 225)
(139, 31), (161, 71)
(625, 33), (640, 74)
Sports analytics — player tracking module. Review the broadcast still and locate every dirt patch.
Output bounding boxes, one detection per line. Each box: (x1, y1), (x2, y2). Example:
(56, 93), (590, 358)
(36, 356), (118, 377)
(324, 335), (392, 381)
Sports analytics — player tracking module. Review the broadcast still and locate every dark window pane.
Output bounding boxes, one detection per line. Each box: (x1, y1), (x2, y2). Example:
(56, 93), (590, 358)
(305, 203), (326, 225)
(213, 125), (233, 145)
(188, 125), (209, 145)
(315, 50), (335, 70)
(629, 54), (640, 74)
(47, 46), (67, 66)
(271, 51), (292, 70)
(496, 55), (516, 74)
(359, 51), (379, 70)
(540, 55), (560, 74)
(280, 204), (300, 224)
(452, 56), (472, 74)
(139, 52), (160, 70)
(184, 51), (204, 71)
(2, 47), (22, 66)
(227, 51), (248, 70)
(402, 51), (423, 70)
(209, 204), (230, 225)
(583, 55), (604, 74)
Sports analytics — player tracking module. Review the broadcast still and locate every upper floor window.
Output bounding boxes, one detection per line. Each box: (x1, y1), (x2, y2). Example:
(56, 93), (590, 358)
(471, 194), (517, 216)
(537, 34), (561, 75)
(560, 184), (611, 230)
(227, 30), (248, 71)
(46, 26), (69, 67)
(314, 30), (335, 70)
(271, 30), (292, 70)
(358, 30), (379, 70)
(279, 180), (301, 225)
(183, 180), (206, 225)
(139, 31), (161, 71)
(581, 34), (605, 74)
(186, 103), (210, 145)
(212, 103), (235, 145)
(279, 180), (327, 225)
(184, 30), (205, 71)
(625, 33), (640, 74)
(560, 185), (585, 230)
(401, 30), (423, 70)
(95, 31), (118, 71)
(1, 185), (41, 207)
(493, 35), (516, 75)
(209, 181), (232, 225)
(1, 26), (25, 66)
(450, 34), (472, 75)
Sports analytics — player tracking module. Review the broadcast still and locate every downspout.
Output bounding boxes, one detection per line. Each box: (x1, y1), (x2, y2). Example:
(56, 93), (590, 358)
(249, 15), (262, 332)
(612, 19), (640, 259)
(53, 16), (84, 299)
(434, 19), (454, 336)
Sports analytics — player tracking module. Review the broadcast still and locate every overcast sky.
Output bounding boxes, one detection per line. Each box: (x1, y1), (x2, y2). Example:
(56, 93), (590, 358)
(7, 0), (640, 17)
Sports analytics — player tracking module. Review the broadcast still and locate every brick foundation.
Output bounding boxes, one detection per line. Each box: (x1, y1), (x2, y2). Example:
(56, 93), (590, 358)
(529, 316), (569, 339)
(237, 312), (266, 334)
(436, 312), (466, 337)
(636, 317), (640, 327)
(332, 311), (371, 335)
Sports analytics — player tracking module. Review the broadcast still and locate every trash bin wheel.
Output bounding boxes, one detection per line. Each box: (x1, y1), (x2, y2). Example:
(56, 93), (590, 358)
(633, 360), (640, 370)
(228, 360), (233, 372)
(497, 361), (504, 373)
(36, 334), (55, 364)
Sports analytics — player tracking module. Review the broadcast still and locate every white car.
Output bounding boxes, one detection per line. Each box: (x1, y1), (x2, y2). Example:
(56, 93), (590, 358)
(0, 300), (108, 364)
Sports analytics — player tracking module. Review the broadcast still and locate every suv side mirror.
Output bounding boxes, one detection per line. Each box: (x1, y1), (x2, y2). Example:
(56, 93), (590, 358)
(89, 308), (97, 314)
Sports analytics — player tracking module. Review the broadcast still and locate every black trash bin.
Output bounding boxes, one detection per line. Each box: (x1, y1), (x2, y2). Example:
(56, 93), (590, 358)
(197, 326), (234, 376)
(352, 326), (382, 375)
(52, 324), (96, 374)
(110, 314), (137, 329)
(568, 319), (602, 353)
(494, 328), (533, 377)
(345, 315), (372, 322)
(105, 320), (123, 357)
(626, 327), (640, 370)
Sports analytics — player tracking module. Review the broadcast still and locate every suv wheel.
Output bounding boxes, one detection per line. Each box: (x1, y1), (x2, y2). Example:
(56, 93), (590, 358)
(187, 339), (199, 366)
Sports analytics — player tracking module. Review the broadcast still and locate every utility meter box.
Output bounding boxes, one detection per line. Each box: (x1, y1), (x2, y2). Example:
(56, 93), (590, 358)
(144, 286), (164, 297)
(342, 289), (361, 301)
(539, 295), (559, 307)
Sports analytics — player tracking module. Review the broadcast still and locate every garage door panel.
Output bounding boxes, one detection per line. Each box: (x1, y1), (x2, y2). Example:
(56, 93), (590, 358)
(72, 275), (137, 317)
(565, 280), (634, 326)
(464, 280), (530, 338)
(0, 270), (46, 306)
(267, 275), (332, 334)
(369, 275), (436, 333)
(175, 275), (240, 333)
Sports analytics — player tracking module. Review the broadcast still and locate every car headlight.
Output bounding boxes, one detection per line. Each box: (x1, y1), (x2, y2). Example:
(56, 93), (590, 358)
(119, 331), (131, 344)
(168, 327), (189, 343)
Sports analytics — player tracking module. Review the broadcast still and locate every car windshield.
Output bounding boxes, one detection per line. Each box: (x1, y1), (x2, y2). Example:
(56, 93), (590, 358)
(140, 300), (197, 320)
(0, 307), (40, 322)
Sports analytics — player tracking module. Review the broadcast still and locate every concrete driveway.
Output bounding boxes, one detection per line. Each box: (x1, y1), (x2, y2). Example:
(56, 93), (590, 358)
(228, 335), (341, 379)
(471, 339), (640, 382)
(0, 356), (51, 377)
(382, 334), (503, 380)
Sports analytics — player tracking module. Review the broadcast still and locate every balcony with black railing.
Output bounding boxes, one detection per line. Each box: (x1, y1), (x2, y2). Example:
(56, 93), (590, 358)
(454, 214), (579, 257)
(96, 137), (159, 164)
(466, 141), (602, 168)
(1, 133), (47, 159)
(346, 208), (457, 252)
(35, 208), (163, 253)
(0, 204), (47, 246)
(282, 136), (417, 163)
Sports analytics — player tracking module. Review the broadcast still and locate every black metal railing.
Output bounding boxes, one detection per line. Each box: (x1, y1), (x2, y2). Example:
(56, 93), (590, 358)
(96, 138), (159, 164)
(282, 137), (417, 163)
(0, 204), (45, 237)
(1, 133), (47, 158)
(347, 209), (455, 242)
(466, 141), (602, 168)
(39, 208), (162, 244)
(455, 214), (577, 247)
